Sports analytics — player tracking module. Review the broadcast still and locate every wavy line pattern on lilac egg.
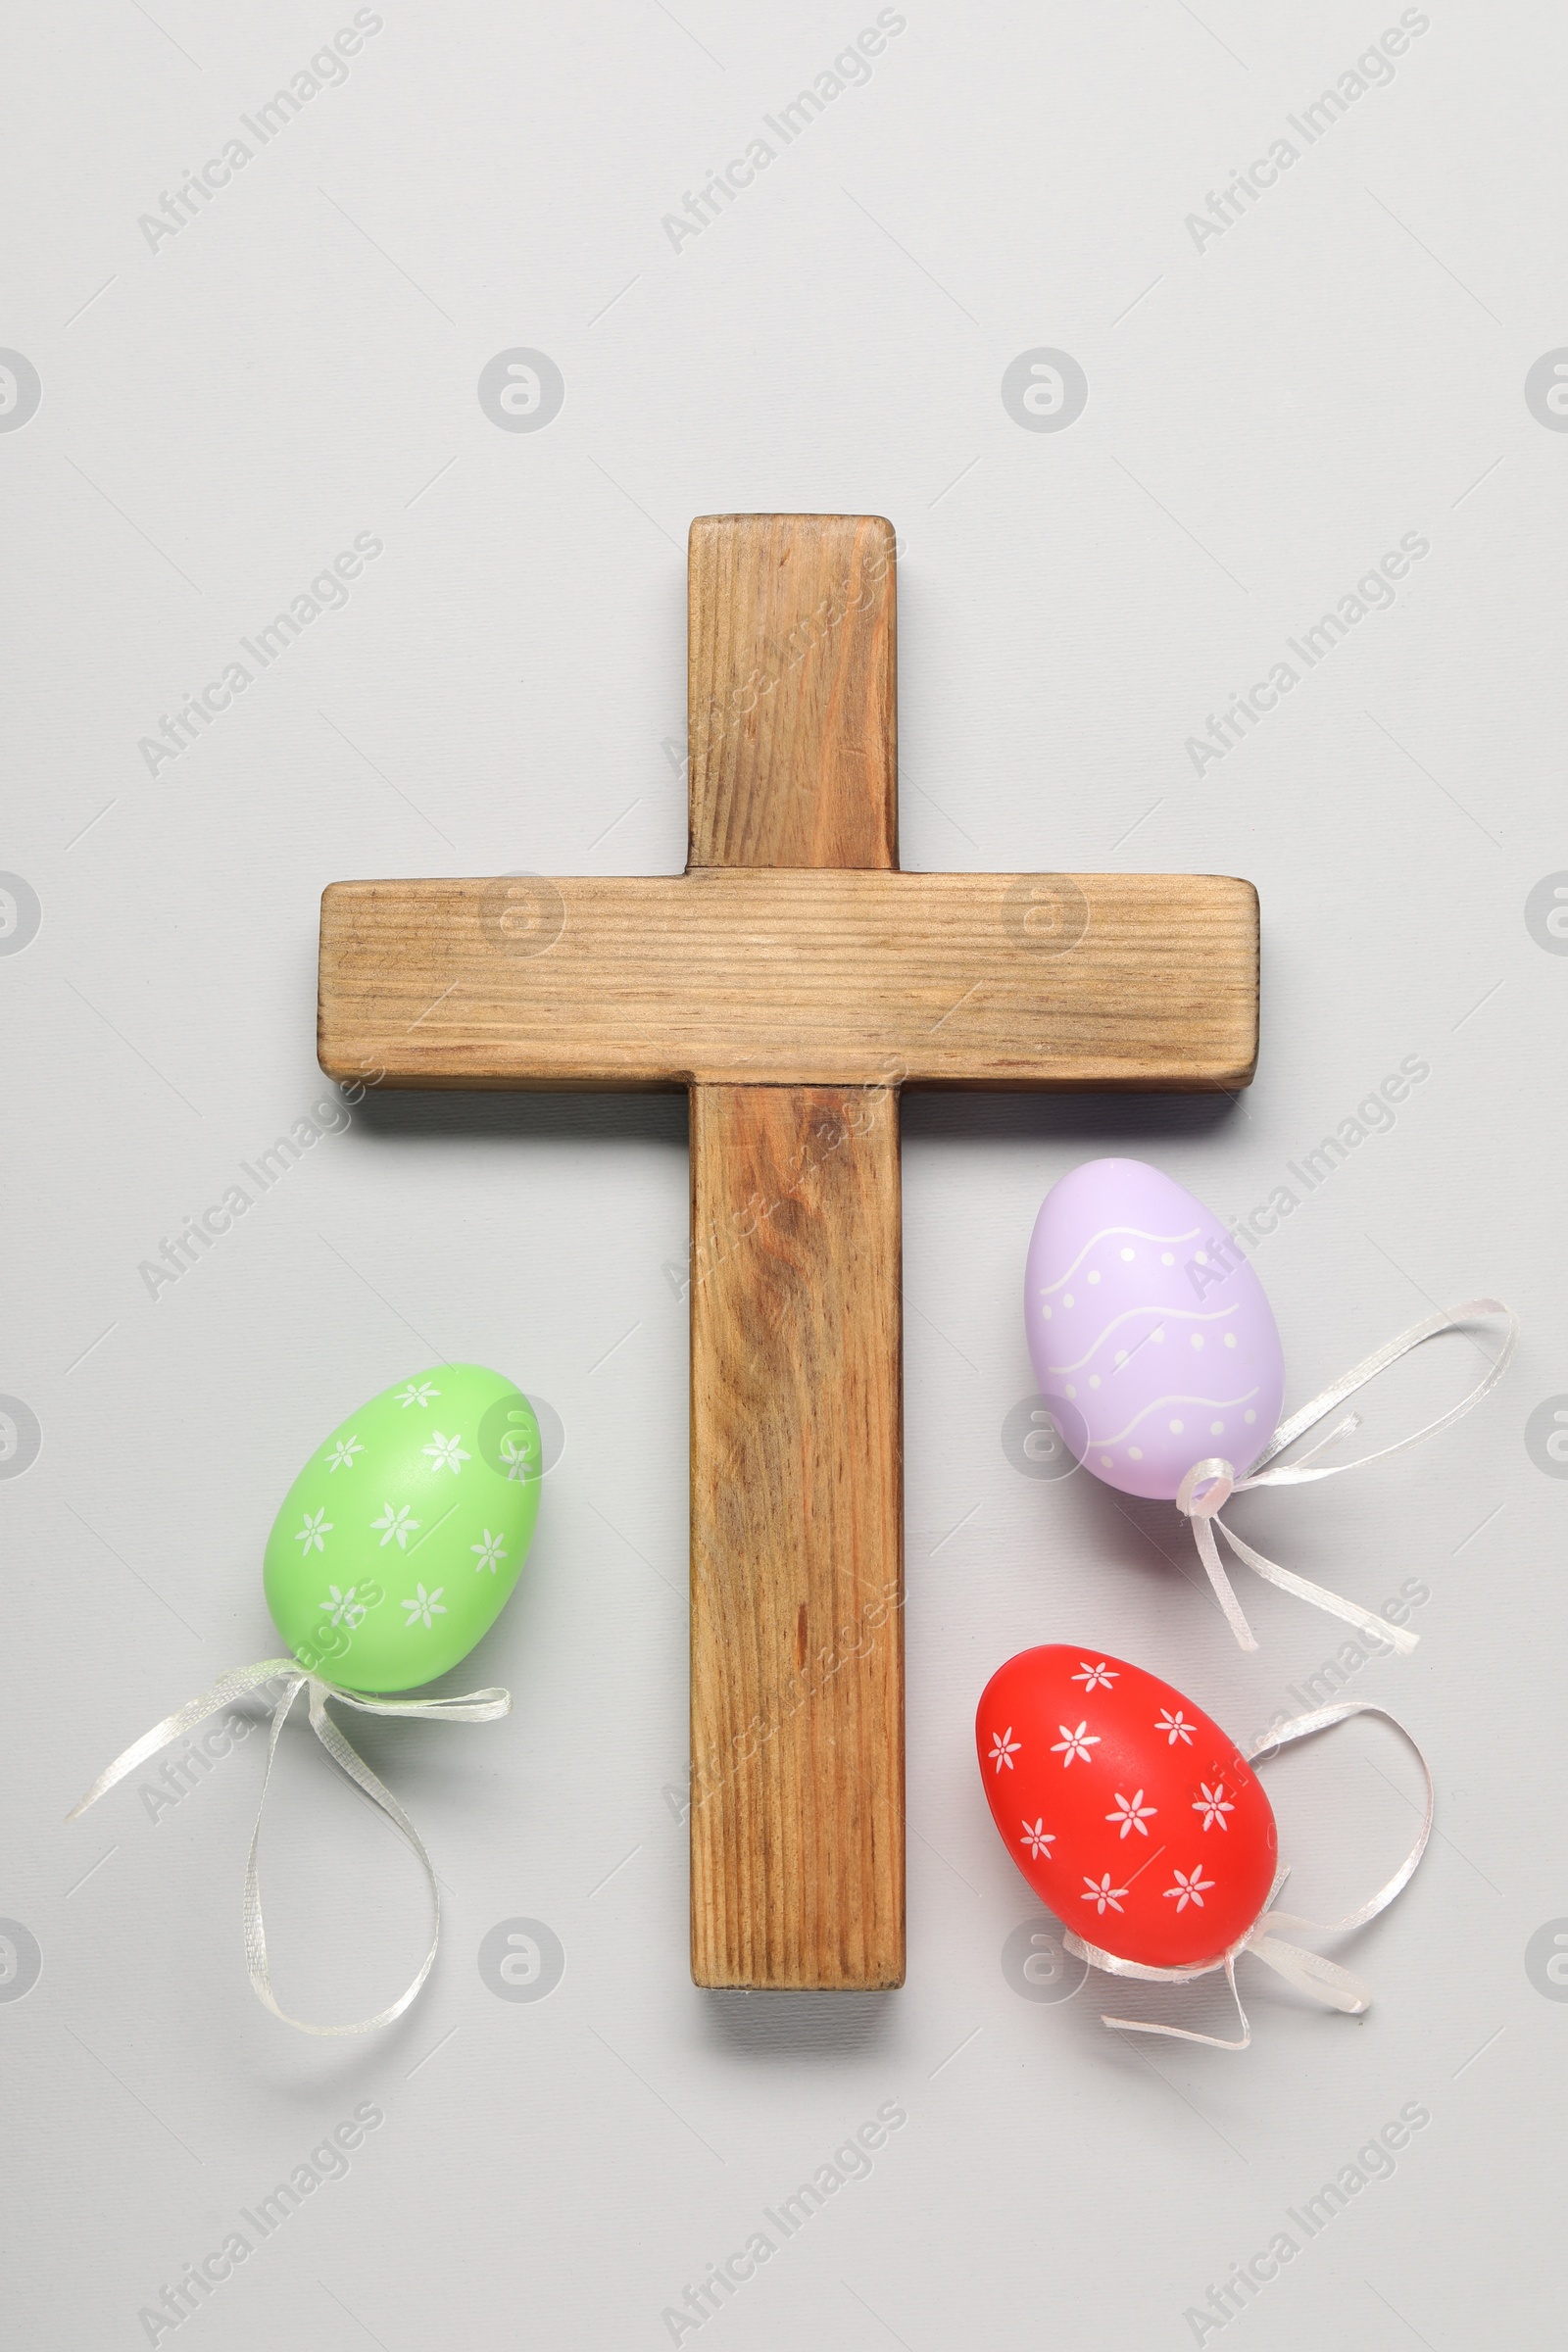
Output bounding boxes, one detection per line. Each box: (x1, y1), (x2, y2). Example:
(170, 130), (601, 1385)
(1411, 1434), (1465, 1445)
(1024, 1158), (1285, 1502)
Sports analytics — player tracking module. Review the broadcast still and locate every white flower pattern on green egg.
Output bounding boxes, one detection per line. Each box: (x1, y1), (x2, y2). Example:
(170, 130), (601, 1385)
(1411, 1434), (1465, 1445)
(262, 1366), (542, 1693)
(498, 1430), (535, 1481)
(320, 1584), (368, 1629)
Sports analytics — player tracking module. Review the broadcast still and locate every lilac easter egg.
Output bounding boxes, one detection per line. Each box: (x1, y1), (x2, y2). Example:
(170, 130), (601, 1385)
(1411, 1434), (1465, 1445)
(1024, 1158), (1284, 1501)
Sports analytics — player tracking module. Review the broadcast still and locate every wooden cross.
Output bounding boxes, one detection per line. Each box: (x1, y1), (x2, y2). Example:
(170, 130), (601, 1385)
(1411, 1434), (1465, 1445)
(317, 514), (1258, 1991)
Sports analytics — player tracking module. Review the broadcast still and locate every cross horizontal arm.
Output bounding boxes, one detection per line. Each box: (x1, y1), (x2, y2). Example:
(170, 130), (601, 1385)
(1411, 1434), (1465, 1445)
(318, 869), (1257, 1091)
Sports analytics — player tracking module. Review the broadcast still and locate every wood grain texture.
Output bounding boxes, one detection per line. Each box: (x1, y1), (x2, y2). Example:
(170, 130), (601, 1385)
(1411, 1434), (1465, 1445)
(688, 517), (906, 1988)
(689, 1084), (905, 1988)
(687, 514), (898, 871)
(318, 869), (1259, 1092)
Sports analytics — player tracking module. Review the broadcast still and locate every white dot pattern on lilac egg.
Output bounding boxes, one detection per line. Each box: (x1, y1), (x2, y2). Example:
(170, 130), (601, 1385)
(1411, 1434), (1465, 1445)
(1025, 1157), (1286, 1503)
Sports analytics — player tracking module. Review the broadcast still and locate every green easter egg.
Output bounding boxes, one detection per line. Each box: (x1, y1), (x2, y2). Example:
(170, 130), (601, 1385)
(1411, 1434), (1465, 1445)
(263, 1366), (542, 1692)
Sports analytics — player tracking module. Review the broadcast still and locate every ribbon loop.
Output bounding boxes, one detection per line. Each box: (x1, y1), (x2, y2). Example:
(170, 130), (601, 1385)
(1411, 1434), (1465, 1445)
(1174, 1298), (1515, 1650)
(69, 1658), (511, 2035)
(1175, 1458), (1235, 1520)
(1068, 1700), (1431, 2049)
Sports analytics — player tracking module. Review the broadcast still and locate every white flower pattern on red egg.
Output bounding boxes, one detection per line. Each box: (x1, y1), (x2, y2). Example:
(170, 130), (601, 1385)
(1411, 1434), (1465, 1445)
(1073, 1660), (1117, 1692)
(989, 1728), (1021, 1774)
(1052, 1721), (1101, 1767)
(979, 1646), (1279, 1976)
(1194, 1782), (1234, 1832)
(1106, 1788), (1156, 1838)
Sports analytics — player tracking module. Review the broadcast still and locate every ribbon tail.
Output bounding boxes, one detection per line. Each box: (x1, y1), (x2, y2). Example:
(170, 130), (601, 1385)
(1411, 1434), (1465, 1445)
(1249, 1923), (1372, 2017)
(66, 1659), (300, 1822)
(242, 1680), (444, 2037)
(1101, 1953), (1251, 2051)
(1212, 1517), (1419, 1656)
(1188, 1514), (1259, 1651)
(330, 1685), (512, 1727)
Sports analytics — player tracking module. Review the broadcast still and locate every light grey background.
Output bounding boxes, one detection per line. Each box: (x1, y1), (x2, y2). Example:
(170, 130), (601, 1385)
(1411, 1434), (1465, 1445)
(3, 3), (1564, 2345)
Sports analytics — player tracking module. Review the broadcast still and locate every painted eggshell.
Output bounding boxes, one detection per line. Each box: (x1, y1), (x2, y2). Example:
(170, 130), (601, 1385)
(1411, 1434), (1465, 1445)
(1025, 1156), (1284, 1501)
(263, 1366), (541, 1693)
(977, 1646), (1277, 1969)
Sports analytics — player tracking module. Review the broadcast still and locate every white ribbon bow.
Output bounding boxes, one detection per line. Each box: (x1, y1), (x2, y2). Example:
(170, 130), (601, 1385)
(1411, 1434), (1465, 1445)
(1174, 1298), (1516, 1653)
(67, 1658), (511, 2036)
(1065, 1699), (1432, 2050)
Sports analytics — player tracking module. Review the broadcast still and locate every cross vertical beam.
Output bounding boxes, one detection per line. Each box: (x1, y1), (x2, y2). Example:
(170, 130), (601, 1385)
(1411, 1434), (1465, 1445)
(687, 516), (904, 1987)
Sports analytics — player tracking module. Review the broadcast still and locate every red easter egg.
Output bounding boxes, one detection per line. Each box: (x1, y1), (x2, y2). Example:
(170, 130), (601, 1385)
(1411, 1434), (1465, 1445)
(976, 1645), (1277, 1969)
